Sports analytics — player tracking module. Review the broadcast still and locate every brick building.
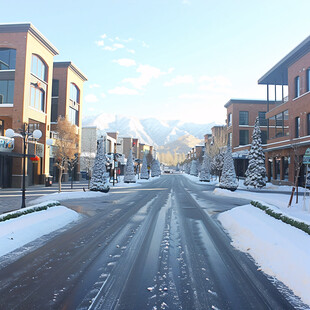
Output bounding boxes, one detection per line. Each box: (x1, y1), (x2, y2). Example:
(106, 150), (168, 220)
(225, 99), (277, 177)
(258, 35), (310, 185)
(0, 23), (87, 187)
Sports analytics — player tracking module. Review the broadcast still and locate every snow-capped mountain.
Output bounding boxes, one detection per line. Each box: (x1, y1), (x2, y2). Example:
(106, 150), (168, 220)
(82, 113), (216, 146)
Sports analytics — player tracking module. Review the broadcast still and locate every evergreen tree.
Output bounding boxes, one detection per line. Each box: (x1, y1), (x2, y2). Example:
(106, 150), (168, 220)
(199, 153), (211, 182)
(151, 159), (161, 177)
(190, 159), (198, 176)
(140, 153), (149, 179)
(244, 117), (266, 188)
(124, 149), (136, 183)
(185, 162), (191, 174)
(90, 139), (110, 192)
(219, 146), (238, 191)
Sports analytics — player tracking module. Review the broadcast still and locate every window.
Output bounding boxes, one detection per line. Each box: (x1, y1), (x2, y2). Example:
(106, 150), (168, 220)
(30, 84), (45, 112)
(28, 123), (40, 133)
(307, 113), (310, 136)
(228, 113), (232, 126)
(0, 48), (16, 70)
(31, 55), (47, 81)
(0, 80), (14, 104)
(51, 80), (59, 123)
(239, 130), (249, 145)
(52, 79), (59, 97)
(295, 76), (300, 98)
(69, 107), (78, 126)
(0, 120), (3, 136)
(258, 111), (267, 126)
(261, 130), (267, 144)
(239, 111), (249, 125)
(307, 68), (310, 92)
(70, 83), (79, 103)
(295, 117), (300, 138)
(228, 132), (232, 146)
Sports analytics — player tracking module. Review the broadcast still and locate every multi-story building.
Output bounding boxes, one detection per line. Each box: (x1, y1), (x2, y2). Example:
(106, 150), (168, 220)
(0, 23), (87, 187)
(258, 35), (310, 185)
(225, 99), (277, 177)
(0, 23), (58, 187)
(50, 62), (87, 181)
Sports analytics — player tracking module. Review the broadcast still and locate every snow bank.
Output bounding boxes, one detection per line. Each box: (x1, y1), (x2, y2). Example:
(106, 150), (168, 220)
(31, 190), (107, 204)
(218, 205), (310, 306)
(213, 188), (310, 225)
(0, 205), (80, 257)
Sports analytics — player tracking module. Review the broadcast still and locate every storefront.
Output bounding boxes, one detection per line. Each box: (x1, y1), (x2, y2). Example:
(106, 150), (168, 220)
(0, 136), (14, 188)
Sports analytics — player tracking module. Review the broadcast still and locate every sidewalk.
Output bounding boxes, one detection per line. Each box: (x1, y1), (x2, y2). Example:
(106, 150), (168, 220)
(0, 180), (89, 214)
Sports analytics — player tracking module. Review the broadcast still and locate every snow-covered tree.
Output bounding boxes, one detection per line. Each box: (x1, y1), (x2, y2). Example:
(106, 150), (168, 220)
(151, 159), (161, 177)
(219, 146), (238, 191)
(140, 154), (149, 179)
(190, 159), (198, 176)
(211, 149), (225, 181)
(124, 149), (136, 183)
(90, 139), (110, 192)
(244, 117), (266, 188)
(200, 153), (211, 182)
(185, 162), (191, 174)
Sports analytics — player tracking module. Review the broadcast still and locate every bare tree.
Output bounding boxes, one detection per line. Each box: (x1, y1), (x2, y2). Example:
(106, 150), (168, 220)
(54, 117), (79, 192)
(288, 144), (304, 206)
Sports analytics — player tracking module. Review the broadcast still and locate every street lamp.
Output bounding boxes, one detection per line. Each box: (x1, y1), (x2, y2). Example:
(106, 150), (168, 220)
(5, 124), (42, 209)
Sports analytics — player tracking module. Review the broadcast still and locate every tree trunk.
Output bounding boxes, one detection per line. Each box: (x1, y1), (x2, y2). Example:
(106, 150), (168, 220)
(58, 169), (63, 193)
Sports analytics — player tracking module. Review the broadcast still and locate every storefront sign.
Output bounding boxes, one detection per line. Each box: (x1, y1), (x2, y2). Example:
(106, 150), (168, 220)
(0, 136), (14, 152)
(303, 148), (310, 164)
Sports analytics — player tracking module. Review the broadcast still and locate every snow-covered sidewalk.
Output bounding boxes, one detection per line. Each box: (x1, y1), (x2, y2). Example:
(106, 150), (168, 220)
(0, 202), (80, 258)
(214, 187), (310, 307)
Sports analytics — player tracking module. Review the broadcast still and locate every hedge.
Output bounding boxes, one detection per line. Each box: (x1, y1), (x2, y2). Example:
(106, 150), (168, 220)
(251, 201), (310, 236)
(0, 202), (61, 223)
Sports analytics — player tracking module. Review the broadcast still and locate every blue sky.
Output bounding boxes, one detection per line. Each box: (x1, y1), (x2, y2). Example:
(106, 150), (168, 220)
(4, 0), (310, 124)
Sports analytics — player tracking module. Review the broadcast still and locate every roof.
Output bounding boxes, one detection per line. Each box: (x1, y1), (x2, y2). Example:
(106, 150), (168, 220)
(258, 35), (310, 85)
(53, 61), (88, 81)
(0, 23), (59, 56)
(224, 99), (272, 108)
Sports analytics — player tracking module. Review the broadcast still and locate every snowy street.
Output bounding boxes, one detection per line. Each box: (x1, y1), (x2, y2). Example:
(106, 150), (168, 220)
(0, 174), (308, 309)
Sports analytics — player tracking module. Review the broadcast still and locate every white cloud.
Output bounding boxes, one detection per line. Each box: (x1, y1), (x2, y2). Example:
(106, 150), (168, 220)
(101, 34), (107, 39)
(113, 58), (136, 67)
(113, 43), (125, 49)
(95, 40), (104, 46)
(142, 41), (150, 48)
(103, 46), (117, 51)
(123, 64), (173, 89)
(89, 84), (100, 89)
(108, 87), (139, 95)
(101, 92), (106, 98)
(183, 0), (191, 4)
(127, 49), (135, 54)
(164, 75), (194, 87)
(85, 94), (99, 103)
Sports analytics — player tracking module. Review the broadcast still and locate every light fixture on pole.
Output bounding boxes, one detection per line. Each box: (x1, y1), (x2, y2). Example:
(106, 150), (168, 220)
(5, 124), (42, 209)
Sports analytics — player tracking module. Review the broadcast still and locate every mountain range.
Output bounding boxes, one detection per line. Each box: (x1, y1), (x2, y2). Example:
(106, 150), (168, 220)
(82, 113), (216, 146)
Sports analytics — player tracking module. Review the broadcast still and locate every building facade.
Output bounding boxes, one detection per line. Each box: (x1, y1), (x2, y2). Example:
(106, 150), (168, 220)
(258, 35), (310, 185)
(0, 23), (58, 187)
(0, 23), (87, 188)
(225, 99), (277, 177)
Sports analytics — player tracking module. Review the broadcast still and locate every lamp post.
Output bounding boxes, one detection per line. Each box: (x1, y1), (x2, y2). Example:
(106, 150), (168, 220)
(5, 124), (42, 208)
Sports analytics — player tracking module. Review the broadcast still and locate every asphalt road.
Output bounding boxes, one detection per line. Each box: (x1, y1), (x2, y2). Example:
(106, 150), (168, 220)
(0, 175), (303, 309)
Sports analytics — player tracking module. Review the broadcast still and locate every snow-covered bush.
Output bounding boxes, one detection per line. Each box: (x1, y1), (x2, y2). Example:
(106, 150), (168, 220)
(124, 149), (136, 183)
(151, 159), (161, 177)
(190, 160), (198, 176)
(200, 153), (211, 182)
(90, 139), (110, 192)
(219, 146), (238, 191)
(244, 117), (266, 188)
(140, 154), (149, 180)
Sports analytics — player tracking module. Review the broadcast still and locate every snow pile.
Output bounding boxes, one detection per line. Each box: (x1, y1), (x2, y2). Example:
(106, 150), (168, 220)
(218, 205), (310, 306)
(31, 191), (108, 205)
(0, 204), (80, 257)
